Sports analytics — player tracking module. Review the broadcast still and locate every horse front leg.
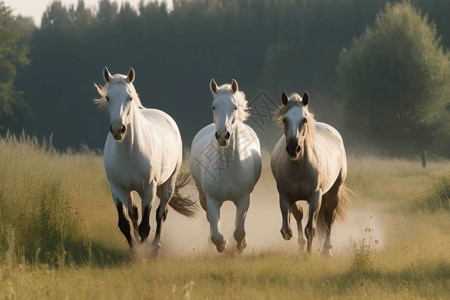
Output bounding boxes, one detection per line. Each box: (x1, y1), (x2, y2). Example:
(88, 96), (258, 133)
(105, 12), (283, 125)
(280, 194), (293, 240)
(139, 181), (157, 244)
(116, 202), (133, 247)
(207, 197), (227, 252)
(305, 188), (323, 253)
(112, 187), (135, 248)
(234, 194), (250, 253)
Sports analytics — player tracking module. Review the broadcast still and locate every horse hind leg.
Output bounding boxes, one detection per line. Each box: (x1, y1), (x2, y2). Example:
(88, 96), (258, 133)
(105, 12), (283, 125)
(154, 177), (176, 249)
(319, 184), (340, 257)
(234, 194), (250, 253)
(305, 188), (323, 253)
(138, 182), (156, 245)
(197, 188), (208, 218)
(291, 202), (306, 250)
(127, 194), (140, 242)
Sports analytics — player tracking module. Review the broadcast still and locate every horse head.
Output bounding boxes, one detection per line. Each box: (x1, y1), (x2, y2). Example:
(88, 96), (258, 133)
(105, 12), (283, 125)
(210, 79), (248, 147)
(102, 67), (137, 141)
(280, 91), (310, 159)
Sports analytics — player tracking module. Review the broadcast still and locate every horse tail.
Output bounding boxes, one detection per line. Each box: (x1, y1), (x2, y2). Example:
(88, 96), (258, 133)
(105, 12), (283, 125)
(165, 172), (198, 218)
(317, 183), (352, 238)
(334, 183), (352, 223)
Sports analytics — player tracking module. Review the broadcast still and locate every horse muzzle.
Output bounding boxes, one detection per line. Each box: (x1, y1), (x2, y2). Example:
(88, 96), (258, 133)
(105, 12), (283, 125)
(286, 139), (301, 158)
(110, 124), (126, 141)
(215, 131), (231, 147)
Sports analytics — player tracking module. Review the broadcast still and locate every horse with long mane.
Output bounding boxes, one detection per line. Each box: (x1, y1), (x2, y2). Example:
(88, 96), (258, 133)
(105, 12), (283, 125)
(271, 91), (351, 256)
(190, 79), (261, 253)
(94, 67), (196, 254)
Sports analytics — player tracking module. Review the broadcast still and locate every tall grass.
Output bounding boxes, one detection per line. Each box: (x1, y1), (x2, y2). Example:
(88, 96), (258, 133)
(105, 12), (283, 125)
(0, 137), (449, 298)
(0, 133), (122, 267)
(415, 172), (450, 211)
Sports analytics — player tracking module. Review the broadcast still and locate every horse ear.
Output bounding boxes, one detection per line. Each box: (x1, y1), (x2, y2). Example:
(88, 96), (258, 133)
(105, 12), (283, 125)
(231, 79), (238, 93)
(282, 91), (288, 105)
(210, 79), (218, 94)
(302, 91), (309, 106)
(103, 66), (111, 83)
(127, 67), (135, 83)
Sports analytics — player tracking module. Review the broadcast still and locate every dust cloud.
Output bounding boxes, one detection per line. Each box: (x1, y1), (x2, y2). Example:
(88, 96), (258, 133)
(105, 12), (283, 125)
(152, 175), (385, 258)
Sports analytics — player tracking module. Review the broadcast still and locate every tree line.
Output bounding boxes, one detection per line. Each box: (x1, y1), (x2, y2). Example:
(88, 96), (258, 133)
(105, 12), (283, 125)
(1, 0), (449, 156)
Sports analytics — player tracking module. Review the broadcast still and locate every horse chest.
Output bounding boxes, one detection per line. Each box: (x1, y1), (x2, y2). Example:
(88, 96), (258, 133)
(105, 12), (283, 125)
(202, 159), (256, 200)
(287, 179), (317, 201)
(275, 163), (319, 201)
(105, 150), (152, 190)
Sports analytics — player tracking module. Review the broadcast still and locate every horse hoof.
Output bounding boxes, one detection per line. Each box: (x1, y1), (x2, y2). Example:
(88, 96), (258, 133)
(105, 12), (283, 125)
(280, 228), (293, 240)
(216, 240), (228, 253)
(298, 243), (306, 252)
(322, 245), (332, 257)
(236, 238), (247, 253)
(298, 237), (307, 249)
(150, 246), (160, 258)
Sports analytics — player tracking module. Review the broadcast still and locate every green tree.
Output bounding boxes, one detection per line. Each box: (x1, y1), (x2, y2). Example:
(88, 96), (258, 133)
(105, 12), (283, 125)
(0, 3), (32, 129)
(41, 1), (71, 30)
(337, 1), (450, 155)
(96, 0), (119, 25)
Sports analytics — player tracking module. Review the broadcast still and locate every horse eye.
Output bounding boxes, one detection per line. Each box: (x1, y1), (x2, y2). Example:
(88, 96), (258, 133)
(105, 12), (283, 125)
(129, 97), (133, 102)
(212, 106), (215, 110)
(234, 106), (238, 110)
(303, 119), (308, 124)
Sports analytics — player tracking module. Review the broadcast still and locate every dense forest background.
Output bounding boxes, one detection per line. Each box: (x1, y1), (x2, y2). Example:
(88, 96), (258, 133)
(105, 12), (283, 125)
(1, 0), (450, 155)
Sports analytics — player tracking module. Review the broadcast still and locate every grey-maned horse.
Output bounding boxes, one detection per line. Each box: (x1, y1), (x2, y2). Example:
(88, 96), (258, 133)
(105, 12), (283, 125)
(190, 79), (261, 253)
(271, 91), (351, 256)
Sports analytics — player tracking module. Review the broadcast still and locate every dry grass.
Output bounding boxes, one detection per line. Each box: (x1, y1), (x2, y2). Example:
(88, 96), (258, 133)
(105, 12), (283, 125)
(0, 134), (449, 299)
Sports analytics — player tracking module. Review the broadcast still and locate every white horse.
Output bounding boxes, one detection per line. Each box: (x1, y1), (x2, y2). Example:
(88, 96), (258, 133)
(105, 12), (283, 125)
(190, 79), (261, 253)
(94, 67), (196, 253)
(271, 91), (351, 256)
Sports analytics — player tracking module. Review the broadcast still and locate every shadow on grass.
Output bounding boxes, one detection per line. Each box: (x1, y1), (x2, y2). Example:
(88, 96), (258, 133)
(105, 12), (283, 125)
(33, 239), (127, 268)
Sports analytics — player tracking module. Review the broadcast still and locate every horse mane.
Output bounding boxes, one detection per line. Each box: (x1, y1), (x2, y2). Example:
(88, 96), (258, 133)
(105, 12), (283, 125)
(213, 83), (250, 122)
(274, 92), (316, 144)
(94, 74), (144, 109)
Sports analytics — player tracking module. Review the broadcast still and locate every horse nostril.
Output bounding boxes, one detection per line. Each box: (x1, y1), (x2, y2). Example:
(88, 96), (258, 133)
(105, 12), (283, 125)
(295, 144), (301, 153)
(215, 132), (219, 140)
(121, 125), (126, 134)
(225, 132), (230, 140)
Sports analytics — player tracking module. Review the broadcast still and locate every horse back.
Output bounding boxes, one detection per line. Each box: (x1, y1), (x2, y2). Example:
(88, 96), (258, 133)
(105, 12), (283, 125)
(140, 108), (182, 143)
(140, 108), (183, 181)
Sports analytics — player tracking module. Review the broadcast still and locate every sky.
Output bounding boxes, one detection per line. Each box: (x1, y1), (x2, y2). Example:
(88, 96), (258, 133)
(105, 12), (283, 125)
(3, 0), (172, 26)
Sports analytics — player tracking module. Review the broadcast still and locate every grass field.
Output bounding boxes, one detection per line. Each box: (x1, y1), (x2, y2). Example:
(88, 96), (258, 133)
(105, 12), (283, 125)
(0, 134), (449, 299)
